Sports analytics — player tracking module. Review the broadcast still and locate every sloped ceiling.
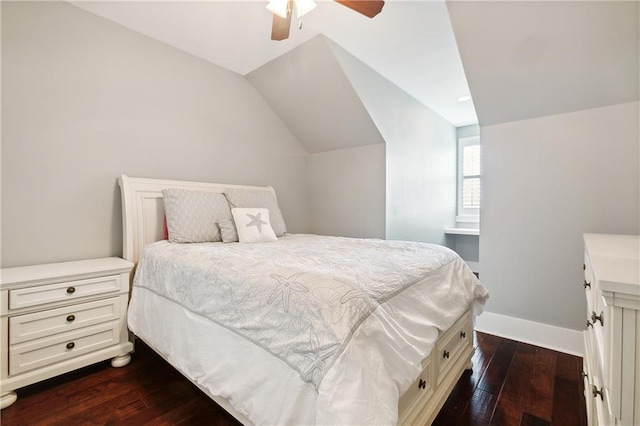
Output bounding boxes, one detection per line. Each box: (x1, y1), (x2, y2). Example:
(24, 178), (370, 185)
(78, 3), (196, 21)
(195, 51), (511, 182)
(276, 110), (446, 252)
(446, 1), (640, 126)
(248, 35), (384, 153)
(69, 1), (477, 127)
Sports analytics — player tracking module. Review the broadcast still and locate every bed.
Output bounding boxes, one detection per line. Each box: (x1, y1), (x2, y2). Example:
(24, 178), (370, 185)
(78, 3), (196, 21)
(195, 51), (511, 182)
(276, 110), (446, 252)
(118, 175), (489, 425)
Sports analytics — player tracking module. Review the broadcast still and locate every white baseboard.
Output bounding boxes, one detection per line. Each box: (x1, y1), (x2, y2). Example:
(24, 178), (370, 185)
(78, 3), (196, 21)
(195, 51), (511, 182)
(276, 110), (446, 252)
(475, 311), (583, 357)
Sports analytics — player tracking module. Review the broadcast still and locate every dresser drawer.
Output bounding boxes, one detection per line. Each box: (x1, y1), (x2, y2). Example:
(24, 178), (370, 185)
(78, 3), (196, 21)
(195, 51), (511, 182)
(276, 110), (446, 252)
(399, 356), (433, 419)
(584, 253), (595, 313)
(9, 321), (120, 376)
(8, 275), (121, 310)
(583, 331), (596, 426)
(593, 375), (614, 426)
(436, 311), (473, 382)
(590, 304), (608, 384)
(9, 297), (120, 345)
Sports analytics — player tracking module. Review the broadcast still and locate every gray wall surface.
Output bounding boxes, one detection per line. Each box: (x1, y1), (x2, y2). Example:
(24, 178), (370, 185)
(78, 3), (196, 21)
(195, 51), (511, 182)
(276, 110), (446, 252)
(308, 144), (386, 238)
(457, 124), (479, 140)
(247, 36), (385, 154)
(327, 40), (457, 245)
(1, 1), (309, 267)
(480, 102), (640, 330)
(450, 235), (479, 264)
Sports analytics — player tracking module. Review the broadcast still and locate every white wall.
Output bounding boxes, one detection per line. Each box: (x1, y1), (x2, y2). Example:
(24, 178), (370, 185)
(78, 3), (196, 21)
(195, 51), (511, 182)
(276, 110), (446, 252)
(384, 116), (457, 246)
(480, 102), (640, 331)
(327, 40), (457, 245)
(1, 1), (309, 267)
(308, 144), (385, 238)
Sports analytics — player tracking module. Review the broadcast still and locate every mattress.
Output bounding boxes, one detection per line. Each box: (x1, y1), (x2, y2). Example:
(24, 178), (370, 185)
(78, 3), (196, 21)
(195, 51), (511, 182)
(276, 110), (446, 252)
(128, 234), (488, 425)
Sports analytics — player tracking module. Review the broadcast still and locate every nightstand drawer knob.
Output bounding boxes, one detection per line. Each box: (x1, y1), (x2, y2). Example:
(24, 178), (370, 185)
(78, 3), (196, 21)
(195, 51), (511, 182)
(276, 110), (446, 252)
(443, 350), (450, 359)
(460, 331), (466, 339)
(66, 342), (75, 350)
(66, 286), (76, 294)
(66, 314), (76, 322)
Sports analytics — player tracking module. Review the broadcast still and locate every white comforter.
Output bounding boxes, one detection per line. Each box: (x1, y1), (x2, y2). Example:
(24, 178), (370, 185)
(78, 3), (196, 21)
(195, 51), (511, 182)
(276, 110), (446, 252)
(128, 234), (488, 425)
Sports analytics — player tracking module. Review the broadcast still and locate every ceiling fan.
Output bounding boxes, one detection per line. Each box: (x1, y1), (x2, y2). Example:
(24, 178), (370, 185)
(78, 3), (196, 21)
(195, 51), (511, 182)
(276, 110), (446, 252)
(266, 0), (385, 41)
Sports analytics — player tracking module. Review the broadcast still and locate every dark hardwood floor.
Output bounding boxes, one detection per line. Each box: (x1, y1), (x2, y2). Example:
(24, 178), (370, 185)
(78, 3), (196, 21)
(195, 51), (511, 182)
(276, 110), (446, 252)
(1, 332), (586, 426)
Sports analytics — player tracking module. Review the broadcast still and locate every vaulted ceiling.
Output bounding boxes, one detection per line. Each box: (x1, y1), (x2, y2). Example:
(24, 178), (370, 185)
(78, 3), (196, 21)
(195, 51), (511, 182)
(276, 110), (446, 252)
(70, 0), (477, 127)
(70, 1), (639, 129)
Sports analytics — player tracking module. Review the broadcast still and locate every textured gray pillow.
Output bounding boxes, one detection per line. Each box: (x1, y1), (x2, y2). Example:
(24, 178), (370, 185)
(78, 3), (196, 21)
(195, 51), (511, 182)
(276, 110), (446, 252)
(162, 189), (232, 243)
(218, 218), (239, 243)
(224, 188), (287, 237)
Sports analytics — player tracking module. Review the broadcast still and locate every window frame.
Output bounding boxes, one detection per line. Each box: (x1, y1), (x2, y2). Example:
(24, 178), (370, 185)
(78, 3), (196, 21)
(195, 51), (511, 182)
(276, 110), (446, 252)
(456, 136), (480, 222)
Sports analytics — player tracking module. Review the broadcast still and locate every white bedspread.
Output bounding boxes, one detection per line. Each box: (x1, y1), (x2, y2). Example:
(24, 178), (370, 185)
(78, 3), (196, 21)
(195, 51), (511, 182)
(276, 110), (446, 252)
(128, 234), (488, 425)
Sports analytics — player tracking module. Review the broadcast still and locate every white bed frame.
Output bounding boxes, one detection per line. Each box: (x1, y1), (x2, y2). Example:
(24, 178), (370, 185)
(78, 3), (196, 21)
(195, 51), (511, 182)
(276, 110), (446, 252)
(118, 174), (475, 426)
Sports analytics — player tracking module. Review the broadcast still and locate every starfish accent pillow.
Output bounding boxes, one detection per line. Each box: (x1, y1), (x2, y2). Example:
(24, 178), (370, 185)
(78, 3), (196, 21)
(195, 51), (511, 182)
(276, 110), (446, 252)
(224, 188), (287, 237)
(231, 208), (278, 243)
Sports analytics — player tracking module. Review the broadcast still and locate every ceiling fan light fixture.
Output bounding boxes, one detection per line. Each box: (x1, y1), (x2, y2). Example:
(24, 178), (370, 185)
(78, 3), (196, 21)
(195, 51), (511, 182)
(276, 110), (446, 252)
(295, 0), (317, 18)
(266, 0), (290, 19)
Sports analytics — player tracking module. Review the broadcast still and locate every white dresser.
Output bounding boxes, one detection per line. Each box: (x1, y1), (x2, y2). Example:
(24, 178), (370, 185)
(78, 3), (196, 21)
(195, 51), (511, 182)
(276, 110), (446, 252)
(582, 234), (640, 426)
(0, 257), (134, 409)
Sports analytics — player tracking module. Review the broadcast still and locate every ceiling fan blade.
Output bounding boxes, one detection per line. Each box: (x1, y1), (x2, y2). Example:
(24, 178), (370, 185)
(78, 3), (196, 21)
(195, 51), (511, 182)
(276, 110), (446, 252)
(334, 0), (384, 18)
(271, 0), (293, 41)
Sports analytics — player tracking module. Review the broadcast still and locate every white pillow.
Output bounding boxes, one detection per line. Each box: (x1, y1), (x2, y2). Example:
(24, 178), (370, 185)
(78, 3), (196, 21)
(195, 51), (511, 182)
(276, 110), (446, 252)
(231, 208), (277, 243)
(224, 188), (287, 237)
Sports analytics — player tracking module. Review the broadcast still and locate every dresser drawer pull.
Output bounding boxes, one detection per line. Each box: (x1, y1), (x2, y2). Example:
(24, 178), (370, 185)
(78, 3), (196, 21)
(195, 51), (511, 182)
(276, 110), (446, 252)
(66, 314), (76, 322)
(592, 385), (604, 400)
(66, 286), (76, 294)
(443, 350), (450, 359)
(583, 263), (586, 271)
(583, 280), (591, 289)
(586, 320), (593, 328)
(581, 371), (588, 380)
(66, 342), (75, 350)
(591, 311), (604, 326)
(418, 379), (426, 390)
(460, 331), (466, 339)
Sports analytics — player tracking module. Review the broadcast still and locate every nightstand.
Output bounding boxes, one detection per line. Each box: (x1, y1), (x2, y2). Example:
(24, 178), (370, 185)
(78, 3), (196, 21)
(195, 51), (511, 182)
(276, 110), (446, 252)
(0, 257), (134, 409)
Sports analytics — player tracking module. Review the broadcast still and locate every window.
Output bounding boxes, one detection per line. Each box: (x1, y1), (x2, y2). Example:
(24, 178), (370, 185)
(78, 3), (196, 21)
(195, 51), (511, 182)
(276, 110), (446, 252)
(457, 136), (480, 221)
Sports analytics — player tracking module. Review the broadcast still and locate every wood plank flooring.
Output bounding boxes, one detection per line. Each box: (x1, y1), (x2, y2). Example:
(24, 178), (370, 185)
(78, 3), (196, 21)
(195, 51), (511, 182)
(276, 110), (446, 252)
(1, 332), (586, 425)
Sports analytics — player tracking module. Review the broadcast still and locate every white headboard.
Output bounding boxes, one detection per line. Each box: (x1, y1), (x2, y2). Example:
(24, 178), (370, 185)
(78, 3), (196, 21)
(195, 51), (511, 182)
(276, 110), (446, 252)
(118, 175), (277, 264)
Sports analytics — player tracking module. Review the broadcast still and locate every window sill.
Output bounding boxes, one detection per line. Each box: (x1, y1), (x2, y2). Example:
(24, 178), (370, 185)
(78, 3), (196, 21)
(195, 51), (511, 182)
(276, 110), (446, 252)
(445, 227), (479, 236)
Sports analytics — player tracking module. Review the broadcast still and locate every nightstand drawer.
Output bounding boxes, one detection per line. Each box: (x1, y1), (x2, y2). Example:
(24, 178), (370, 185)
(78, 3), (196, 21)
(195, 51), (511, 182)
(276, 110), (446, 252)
(9, 321), (120, 376)
(436, 312), (473, 382)
(9, 298), (120, 345)
(8, 275), (120, 310)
